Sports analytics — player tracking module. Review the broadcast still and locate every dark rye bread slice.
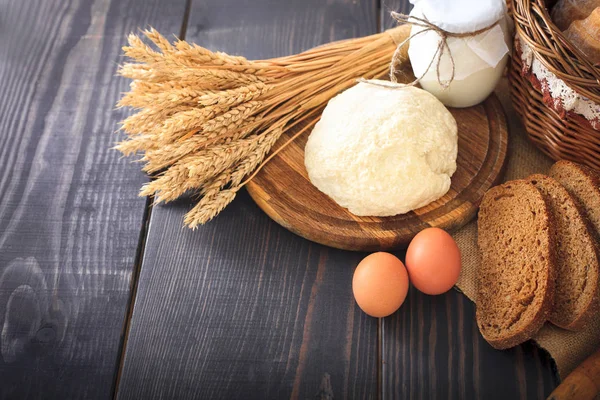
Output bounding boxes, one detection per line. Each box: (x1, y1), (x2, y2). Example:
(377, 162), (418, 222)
(477, 180), (556, 349)
(526, 174), (600, 331)
(550, 160), (600, 241)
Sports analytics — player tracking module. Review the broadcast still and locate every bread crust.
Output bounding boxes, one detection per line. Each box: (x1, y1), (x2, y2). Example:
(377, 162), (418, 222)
(562, 198), (600, 331)
(476, 162), (600, 347)
(527, 174), (600, 331)
(476, 180), (556, 350)
(550, 160), (600, 239)
(552, 160), (600, 187)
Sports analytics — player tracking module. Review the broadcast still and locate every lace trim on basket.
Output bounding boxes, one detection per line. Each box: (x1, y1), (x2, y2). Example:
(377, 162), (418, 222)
(517, 35), (600, 130)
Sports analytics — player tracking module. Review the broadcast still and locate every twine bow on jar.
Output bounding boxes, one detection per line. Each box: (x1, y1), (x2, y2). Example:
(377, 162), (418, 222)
(385, 11), (502, 89)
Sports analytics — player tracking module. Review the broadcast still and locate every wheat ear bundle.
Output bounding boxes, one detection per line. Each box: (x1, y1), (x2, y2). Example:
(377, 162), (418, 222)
(116, 25), (411, 228)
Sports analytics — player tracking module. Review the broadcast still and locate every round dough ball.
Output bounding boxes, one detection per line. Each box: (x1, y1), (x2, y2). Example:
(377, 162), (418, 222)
(304, 80), (458, 216)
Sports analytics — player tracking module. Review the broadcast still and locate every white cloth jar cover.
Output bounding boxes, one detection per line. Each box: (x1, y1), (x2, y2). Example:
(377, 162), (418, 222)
(407, 0), (513, 107)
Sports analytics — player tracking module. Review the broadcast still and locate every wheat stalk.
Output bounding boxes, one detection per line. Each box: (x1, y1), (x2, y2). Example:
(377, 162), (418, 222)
(143, 119), (258, 173)
(116, 25), (410, 227)
(140, 134), (265, 202)
(183, 124), (285, 227)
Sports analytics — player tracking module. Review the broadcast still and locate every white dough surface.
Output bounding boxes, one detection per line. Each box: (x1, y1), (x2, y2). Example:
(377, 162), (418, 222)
(304, 81), (458, 217)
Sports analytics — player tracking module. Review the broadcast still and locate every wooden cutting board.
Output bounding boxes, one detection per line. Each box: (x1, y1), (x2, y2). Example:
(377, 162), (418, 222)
(246, 94), (508, 251)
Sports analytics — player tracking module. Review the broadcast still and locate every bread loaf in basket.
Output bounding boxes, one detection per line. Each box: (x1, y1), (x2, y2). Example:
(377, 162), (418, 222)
(509, 0), (600, 170)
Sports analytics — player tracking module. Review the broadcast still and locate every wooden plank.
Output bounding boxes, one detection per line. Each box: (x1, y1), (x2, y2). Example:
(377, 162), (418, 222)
(382, 288), (559, 399)
(117, 0), (380, 398)
(380, 0), (412, 30)
(0, 0), (186, 398)
(380, 2), (559, 398)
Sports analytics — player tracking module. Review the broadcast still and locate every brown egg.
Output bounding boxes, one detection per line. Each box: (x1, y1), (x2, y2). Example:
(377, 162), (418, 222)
(352, 252), (409, 318)
(405, 228), (461, 295)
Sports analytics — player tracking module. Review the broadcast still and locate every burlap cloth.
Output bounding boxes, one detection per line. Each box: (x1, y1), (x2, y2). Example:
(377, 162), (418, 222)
(454, 79), (600, 379)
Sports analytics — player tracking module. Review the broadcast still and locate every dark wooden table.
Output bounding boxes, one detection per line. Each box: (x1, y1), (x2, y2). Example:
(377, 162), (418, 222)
(0, 0), (559, 398)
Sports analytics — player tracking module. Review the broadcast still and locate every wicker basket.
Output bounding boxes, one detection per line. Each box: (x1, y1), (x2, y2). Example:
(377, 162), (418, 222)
(509, 0), (600, 170)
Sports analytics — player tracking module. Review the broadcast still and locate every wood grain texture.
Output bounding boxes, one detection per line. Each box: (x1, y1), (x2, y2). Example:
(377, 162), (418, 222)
(0, 0), (186, 398)
(380, 2), (559, 399)
(117, 1), (380, 399)
(246, 95), (508, 251)
(380, 0), (413, 29)
(382, 286), (559, 399)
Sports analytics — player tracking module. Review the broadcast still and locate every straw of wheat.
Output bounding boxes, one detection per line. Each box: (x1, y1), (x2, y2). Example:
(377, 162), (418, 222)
(201, 101), (261, 132)
(143, 119), (258, 173)
(183, 125), (285, 227)
(116, 25), (411, 227)
(114, 133), (159, 156)
(156, 107), (220, 138)
(140, 134), (265, 202)
(196, 83), (270, 107)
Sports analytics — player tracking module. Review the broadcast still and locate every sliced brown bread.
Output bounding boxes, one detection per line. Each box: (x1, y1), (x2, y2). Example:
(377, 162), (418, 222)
(550, 160), (600, 241)
(477, 180), (556, 349)
(526, 174), (600, 331)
